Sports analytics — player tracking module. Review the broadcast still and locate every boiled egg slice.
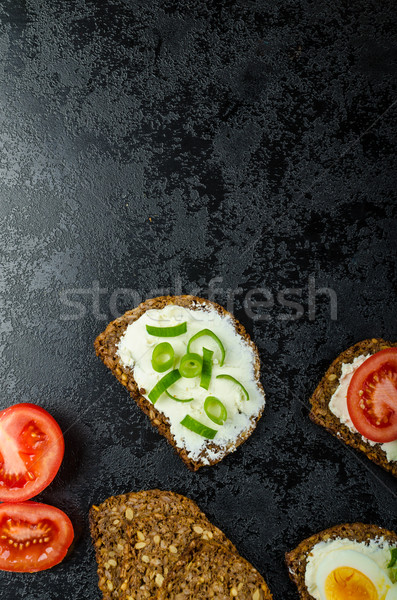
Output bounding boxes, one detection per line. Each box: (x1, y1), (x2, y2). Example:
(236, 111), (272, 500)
(316, 549), (393, 600)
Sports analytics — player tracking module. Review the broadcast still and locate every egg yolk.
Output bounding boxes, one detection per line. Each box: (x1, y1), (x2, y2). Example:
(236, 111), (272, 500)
(325, 567), (378, 600)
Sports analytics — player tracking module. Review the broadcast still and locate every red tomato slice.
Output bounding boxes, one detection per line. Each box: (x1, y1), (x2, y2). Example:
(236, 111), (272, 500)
(347, 348), (397, 443)
(0, 502), (74, 572)
(0, 403), (64, 502)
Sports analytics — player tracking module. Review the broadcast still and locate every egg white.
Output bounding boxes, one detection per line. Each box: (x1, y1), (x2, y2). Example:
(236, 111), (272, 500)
(386, 585), (397, 600)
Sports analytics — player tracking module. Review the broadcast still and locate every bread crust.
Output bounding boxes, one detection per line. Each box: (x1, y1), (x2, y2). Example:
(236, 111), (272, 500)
(285, 522), (397, 600)
(309, 338), (397, 477)
(94, 295), (265, 470)
(158, 539), (273, 600)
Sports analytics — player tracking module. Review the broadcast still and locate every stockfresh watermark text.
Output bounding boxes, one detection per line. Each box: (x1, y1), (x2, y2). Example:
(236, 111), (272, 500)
(59, 276), (337, 323)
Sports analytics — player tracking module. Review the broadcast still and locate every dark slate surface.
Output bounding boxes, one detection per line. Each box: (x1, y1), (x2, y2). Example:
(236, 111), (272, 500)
(1, 0), (396, 598)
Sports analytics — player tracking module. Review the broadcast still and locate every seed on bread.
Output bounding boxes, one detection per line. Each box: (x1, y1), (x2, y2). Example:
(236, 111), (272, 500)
(125, 508), (134, 521)
(193, 525), (203, 534)
(135, 541), (146, 549)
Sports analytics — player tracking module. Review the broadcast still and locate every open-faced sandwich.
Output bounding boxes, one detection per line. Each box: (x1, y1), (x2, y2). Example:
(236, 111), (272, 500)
(286, 523), (397, 600)
(310, 339), (397, 476)
(94, 295), (266, 470)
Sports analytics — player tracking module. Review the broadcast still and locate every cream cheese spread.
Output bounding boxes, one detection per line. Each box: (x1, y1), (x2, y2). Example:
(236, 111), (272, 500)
(328, 354), (397, 462)
(117, 304), (265, 464)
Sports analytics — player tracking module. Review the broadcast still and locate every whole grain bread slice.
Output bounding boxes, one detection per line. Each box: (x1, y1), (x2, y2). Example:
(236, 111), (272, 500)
(157, 539), (273, 600)
(286, 522), (397, 600)
(309, 338), (397, 477)
(94, 295), (265, 470)
(89, 490), (206, 600)
(123, 513), (237, 599)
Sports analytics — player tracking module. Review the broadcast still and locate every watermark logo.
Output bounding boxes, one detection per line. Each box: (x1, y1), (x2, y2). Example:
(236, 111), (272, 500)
(59, 275), (337, 323)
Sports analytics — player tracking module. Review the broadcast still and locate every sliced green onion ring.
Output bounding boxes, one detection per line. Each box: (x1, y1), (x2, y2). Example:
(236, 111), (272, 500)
(179, 353), (203, 378)
(204, 396), (227, 425)
(216, 374), (249, 401)
(200, 347), (213, 390)
(180, 415), (217, 439)
(187, 329), (225, 366)
(146, 322), (187, 337)
(151, 342), (174, 373)
(148, 370), (181, 404)
(165, 390), (194, 403)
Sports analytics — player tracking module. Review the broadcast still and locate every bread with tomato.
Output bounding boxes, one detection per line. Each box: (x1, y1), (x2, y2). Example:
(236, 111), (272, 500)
(285, 522), (397, 600)
(94, 295), (266, 470)
(309, 338), (397, 477)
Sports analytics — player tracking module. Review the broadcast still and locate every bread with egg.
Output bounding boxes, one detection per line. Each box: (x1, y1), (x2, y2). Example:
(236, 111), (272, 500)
(309, 338), (397, 477)
(94, 295), (266, 470)
(286, 522), (397, 600)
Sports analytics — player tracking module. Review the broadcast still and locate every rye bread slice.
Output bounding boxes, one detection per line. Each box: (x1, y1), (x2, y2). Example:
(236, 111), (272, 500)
(122, 514), (237, 599)
(94, 295), (265, 470)
(309, 338), (397, 477)
(157, 539), (273, 600)
(89, 490), (205, 599)
(285, 522), (397, 600)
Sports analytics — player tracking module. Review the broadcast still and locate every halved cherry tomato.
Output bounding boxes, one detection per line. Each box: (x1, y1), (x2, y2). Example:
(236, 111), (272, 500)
(347, 348), (397, 443)
(0, 502), (74, 572)
(0, 403), (64, 502)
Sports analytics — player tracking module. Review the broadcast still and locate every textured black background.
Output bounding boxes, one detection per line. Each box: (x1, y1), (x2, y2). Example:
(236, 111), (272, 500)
(1, 0), (397, 598)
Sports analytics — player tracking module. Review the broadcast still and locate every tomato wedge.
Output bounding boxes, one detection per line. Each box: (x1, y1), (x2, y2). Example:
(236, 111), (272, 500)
(0, 403), (64, 502)
(0, 502), (74, 572)
(347, 348), (397, 443)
